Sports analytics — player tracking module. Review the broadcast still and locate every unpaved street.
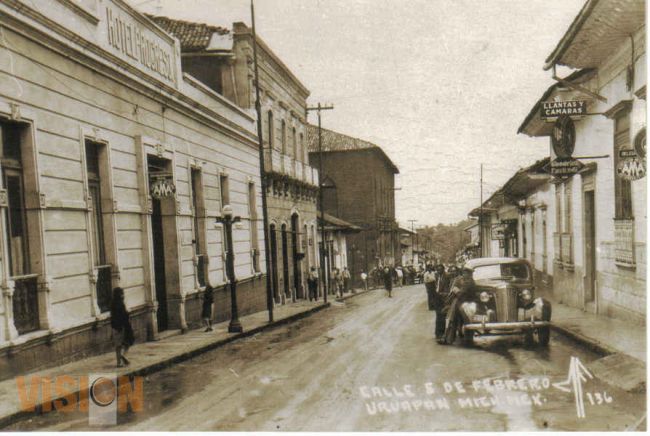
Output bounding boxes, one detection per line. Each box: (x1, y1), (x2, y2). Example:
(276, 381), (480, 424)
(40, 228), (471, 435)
(8, 285), (646, 432)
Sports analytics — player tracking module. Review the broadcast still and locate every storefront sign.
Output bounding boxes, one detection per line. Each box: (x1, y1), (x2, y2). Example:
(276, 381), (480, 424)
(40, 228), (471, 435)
(544, 158), (585, 178)
(150, 175), (176, 198)
(551, 115), (576, 159)
(105, 4), (178, 86)
(541, 100), (587, 119)
(491, 224), (506, 241)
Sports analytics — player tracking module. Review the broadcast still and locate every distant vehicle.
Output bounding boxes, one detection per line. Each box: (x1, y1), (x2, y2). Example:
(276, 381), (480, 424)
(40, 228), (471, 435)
(456, 257), (552, 346)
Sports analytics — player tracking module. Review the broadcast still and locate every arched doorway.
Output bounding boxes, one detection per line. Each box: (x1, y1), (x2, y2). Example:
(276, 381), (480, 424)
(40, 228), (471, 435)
(291, 213), (303, 300)
(269, 223), (279, 303)
(281, 223), (289, 301)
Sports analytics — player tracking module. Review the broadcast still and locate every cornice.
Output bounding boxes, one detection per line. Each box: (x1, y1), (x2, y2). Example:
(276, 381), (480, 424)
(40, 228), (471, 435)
(604, 99), (633, 119)
(0, 6), (257, 147)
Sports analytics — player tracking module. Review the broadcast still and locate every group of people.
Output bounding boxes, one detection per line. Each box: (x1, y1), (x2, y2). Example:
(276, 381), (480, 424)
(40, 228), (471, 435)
(423, 263), (476, 345)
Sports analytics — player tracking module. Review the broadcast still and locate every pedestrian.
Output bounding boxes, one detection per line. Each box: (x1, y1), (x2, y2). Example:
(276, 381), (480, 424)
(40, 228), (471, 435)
(383, 266), (393, 298)
(433, 264), (451, 340)
(396, 266), (404, 287)
(336, 268), (345, 298)
(440, 266), (476, 345)
(342, 267), (352, 293)
(202, 284), (214, 332)
(307, 266), (319, 301)
(330, 268), (340, 296)
(423, 264), (436, 311)
(360, 271), (368, 291)
(110, 287), (134, 368)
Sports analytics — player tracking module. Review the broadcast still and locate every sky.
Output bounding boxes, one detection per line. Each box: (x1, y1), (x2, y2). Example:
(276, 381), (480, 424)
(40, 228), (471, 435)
(131, 0), (585, 226)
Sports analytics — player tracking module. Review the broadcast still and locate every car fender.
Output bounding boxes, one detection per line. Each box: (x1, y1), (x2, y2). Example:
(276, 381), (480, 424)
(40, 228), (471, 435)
(527, 297), (552, 321)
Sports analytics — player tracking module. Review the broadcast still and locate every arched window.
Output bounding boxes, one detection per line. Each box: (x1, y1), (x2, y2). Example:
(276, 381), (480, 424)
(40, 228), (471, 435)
(281, 120), (287, 154)
(267, 111), (274, 149)
(292, 127), (297, 159)
(300, 132), (305, 162)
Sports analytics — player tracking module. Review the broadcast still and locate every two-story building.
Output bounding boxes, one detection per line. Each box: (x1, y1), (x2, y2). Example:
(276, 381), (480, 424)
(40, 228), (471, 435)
(0, 0), (267, 376)
(150, 17), (320, 305)
(307, 126), (400, 285)
(518, 0), (646, 323)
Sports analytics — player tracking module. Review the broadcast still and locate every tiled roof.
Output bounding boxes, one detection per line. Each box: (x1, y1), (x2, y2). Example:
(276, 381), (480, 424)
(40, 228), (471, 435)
(147, 15), (229, 52)
(307, 125), (399, 174)
(321, 213), (362, 232)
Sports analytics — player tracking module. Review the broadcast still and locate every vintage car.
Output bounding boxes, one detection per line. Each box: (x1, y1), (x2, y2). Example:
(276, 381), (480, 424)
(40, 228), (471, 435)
(456, 257), (552, 346)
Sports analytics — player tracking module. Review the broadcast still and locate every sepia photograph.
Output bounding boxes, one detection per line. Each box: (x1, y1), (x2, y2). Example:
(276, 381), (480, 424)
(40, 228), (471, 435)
(0, 0), (646, 432)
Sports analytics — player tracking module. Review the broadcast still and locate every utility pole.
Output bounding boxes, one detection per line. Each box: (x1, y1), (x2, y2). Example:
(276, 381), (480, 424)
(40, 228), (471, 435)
(478, 164), (484, 257)
(250, 0), (274, 322)
(408, 219), (417, 265)
(306, 103), (333, 302)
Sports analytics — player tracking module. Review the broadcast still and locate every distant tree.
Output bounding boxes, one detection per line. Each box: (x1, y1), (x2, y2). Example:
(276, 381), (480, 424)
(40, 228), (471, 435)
(418, 219), (472, 263)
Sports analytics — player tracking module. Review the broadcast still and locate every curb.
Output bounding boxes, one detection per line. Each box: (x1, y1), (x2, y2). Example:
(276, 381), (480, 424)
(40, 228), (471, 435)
(335, 288), (375, 302)
(550, 324), (618, 357)
(0, 302), (330, 429)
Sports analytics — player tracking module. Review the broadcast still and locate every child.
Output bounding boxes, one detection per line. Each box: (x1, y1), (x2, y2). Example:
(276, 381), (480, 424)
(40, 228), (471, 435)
(202, 285), (214, 332)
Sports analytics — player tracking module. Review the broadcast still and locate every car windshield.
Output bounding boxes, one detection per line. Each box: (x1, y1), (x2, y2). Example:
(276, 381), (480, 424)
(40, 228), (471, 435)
(472, 263), (529, 281)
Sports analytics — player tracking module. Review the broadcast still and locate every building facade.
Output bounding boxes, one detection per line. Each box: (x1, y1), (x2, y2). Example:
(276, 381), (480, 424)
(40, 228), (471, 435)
(150, 17), (320, 305)
(308, 126), (400, 284)
(518, 0), (646, 323)
(0, 0), (267, 377)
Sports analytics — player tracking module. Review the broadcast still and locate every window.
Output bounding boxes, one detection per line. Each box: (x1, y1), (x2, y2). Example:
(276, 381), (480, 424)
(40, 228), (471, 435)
(191, 168), (206, 287)
(564, 180), (572, 233)
(292, 127), (297, 159)
(267, 111), (274, 149)
(300, 133), (305, 162)
(281, 120), (287, 154)
(248, 182), (260, 272)
(220, 173), (229, 208)
(1, 120), (39, 334)
(614, 111), (633, 219)
(85, 140), (112, 312)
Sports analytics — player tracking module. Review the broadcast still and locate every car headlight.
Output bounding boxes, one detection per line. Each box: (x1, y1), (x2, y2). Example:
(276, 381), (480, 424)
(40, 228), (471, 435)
(520, 288), (532, 302)
(479, 291), (490, 303)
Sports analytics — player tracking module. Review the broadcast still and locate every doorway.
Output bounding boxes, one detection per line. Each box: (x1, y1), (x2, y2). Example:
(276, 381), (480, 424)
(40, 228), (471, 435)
(291, 214), (302, 300)
(148, 155), (174, 331)
(584, 190), (596, 305)
(281, 224), (289, 300)
(269, 224), (279, 303)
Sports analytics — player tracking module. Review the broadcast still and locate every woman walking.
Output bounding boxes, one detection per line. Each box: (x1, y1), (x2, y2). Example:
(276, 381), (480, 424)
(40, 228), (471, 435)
(383, 266), (393, 298)
(202, 285), (214, 332)
(110, 287), (134, 368)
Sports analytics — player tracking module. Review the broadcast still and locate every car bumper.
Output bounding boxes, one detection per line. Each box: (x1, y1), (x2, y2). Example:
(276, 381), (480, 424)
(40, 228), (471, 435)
(463, 320), (551, 332)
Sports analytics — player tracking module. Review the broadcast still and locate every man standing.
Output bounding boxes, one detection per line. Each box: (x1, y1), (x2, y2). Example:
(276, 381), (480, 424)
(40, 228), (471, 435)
(440, 266), (476, 345)
(423, 264), (437, 311)
(383, 266), (394, 298)
(307, 267), (319, 301)
(396, 267), (404, 287)
(342, 267), (352, 293)
(433, 264), (450, 340)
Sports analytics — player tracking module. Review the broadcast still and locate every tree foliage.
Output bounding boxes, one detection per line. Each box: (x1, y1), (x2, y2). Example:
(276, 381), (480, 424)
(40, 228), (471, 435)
(417, 219), (474, 263)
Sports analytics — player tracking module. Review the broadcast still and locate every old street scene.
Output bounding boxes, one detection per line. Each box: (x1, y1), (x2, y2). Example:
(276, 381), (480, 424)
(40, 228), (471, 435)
(0, 0), (646, 433)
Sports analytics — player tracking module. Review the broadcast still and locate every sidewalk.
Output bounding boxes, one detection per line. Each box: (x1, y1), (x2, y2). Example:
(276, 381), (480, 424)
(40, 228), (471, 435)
(540, 289), (646, 392)
(0, 299), (329, 428)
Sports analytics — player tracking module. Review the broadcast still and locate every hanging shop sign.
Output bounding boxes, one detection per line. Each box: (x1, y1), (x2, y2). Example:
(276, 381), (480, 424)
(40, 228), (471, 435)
(541, 100), (587, 120)
(617, 149), (646, 181)
(150, 173), (176, 199)
(491, 223), (506, 241)
(543, 158), (585, 179)
(551, 115), (576, 159)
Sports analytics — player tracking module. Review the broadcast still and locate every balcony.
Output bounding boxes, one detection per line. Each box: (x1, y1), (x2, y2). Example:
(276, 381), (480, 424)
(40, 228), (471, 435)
(264, 148), (318, 187)
(614, 218), (635, 267)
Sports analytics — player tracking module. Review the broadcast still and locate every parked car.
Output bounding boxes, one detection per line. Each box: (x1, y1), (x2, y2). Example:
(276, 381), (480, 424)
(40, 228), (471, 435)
(456, 257), (552, 346)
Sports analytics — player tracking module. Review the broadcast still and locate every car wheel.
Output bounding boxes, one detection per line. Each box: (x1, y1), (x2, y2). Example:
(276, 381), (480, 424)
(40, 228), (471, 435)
(537, 327), (550, 346)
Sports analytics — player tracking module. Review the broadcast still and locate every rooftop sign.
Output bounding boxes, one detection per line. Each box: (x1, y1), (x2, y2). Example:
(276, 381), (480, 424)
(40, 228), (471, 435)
(103, 3), (178, 87)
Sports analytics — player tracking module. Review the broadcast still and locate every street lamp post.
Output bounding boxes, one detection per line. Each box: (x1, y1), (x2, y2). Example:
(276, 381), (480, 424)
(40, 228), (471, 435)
(216, 205), (243, 333)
